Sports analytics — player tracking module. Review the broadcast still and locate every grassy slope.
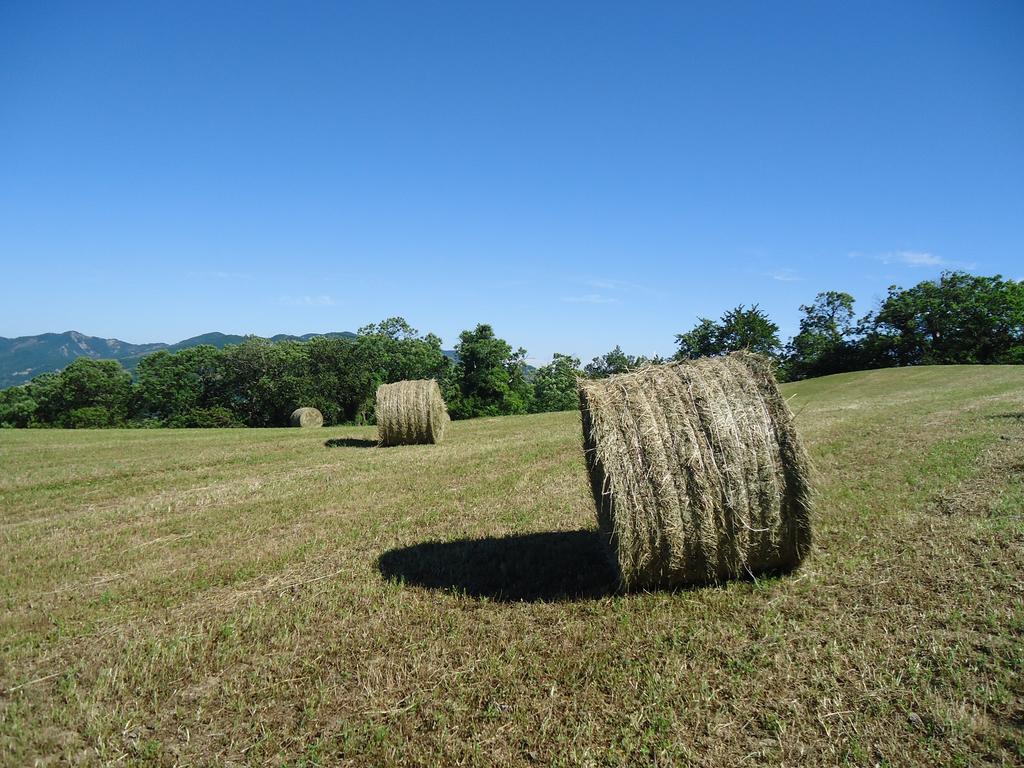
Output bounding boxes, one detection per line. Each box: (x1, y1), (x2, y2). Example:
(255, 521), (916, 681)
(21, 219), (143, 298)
(1, 365), (1022, 766)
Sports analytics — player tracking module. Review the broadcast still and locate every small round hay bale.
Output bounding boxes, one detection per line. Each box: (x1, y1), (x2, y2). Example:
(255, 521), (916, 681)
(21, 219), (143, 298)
(577, 352), (812, 590)
(289, 407), (324, 428)
(375, 379), (449, 446)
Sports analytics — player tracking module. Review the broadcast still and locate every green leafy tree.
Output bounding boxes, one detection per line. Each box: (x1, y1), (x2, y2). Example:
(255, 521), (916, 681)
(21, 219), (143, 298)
(217, 339), (315, 427)
(42, 358), (133, 427)
(867, 272), (1024, 366)
(451, 324), (532, 418)
(675, 304), (781, 360)
(785, 291), (858, 379)
(359, 319), (450, 385)
(347, 319), (453, 423)
(505, 346), (534, 415)
(66, 406), (116, 429)
(171, 406), (244, 428)
(438, 359), (465, 420)
(22, 372), (62, 425)
(303, 336), (356, 425)
(532, 353), (581, 412)
(0, 386), (37, 427)
(357, 317), (419, 341)
(135, 346), (225, 424)
(674, 319), (721, 360)
(336, 336), (390, 424)
(584, 346), (662, 378)
(717, 304), (781, 357)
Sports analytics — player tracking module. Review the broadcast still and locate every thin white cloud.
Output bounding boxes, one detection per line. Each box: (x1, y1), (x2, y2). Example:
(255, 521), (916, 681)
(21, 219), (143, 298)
(890, 250), (944, 266)
(278, 295), (337, 306)
(849, 250), (974, 269)
(732, 266), (803, 282)
(580, 276), (670, 299)
(561, 293), (620, 305)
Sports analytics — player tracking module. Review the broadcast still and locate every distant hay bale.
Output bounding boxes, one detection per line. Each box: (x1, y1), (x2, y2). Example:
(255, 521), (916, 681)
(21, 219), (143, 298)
(290, 407), (324, 428)
(577, 352), (812, 590)
(375, 379), (449, 446)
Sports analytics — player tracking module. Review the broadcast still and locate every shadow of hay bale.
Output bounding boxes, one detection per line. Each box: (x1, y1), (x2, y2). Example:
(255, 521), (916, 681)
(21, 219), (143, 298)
(377, 530), (617, 602)
(324, 438), (378, 448)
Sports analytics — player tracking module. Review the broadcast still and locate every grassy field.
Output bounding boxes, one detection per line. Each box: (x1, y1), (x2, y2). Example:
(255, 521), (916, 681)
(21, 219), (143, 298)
(1, 365), (1022, 766)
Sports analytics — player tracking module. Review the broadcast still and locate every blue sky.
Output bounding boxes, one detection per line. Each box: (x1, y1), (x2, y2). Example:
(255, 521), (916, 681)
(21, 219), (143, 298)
(2, 1), (1021, 364)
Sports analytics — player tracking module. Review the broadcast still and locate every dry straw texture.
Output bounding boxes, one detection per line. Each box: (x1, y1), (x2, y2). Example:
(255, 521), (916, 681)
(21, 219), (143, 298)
(376, 379), (449, 446)
(577, 352), (812, 590)
(289, 407), (324, 428)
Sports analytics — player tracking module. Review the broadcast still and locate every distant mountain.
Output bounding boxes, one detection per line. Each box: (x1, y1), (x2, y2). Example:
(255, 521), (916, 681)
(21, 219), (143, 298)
(0, 330), (358, 388)
(163, 331), (356, 353)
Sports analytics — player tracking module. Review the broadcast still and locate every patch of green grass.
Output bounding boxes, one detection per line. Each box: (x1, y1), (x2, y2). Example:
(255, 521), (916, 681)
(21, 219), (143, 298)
(1, 365), (1022, 765)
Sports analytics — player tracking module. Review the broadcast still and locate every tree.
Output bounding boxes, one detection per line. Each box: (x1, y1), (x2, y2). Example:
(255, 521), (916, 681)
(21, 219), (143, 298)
(674, 319), (721, 360)
(867, 272), (1024, 366)
(349, 319), (453, 423)
(505, 346), (534, 415)
(674, 304), (781, 360)
(785, 291), (858, 379)
(135, 346), (225, 424)
(66, 406), (118, 428)
(46, 358), (133, 427)
(0, 386), (37, 428)
(451, 324), (532, 418)
(22, 372), (62, 425)
(717, 304), (781, 357)
(172, 406), (243, 428)
(215, 339), (316, 427)
(532, 353), (581, 412)
(304, 336), (356, 425)
(584, 346), (662, 378)
(357, 316), (419, 341)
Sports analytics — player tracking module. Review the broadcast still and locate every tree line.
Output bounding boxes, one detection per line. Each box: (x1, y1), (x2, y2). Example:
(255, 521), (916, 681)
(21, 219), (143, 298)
(1, 270), (1021, 428)
(0, 319), (549, 428)
(675, 271), (1023, 378)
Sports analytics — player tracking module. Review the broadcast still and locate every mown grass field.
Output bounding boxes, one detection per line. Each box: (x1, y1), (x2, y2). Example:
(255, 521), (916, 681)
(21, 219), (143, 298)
(2, 365), (1022, 766)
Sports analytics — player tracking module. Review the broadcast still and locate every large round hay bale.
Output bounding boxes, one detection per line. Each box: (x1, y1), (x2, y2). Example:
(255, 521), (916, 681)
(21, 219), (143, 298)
(577, 352), (812, 590)
(289, 407), (324, 428)
(375, 379), (449, 446)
